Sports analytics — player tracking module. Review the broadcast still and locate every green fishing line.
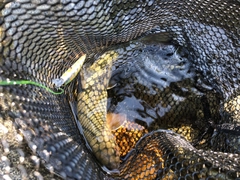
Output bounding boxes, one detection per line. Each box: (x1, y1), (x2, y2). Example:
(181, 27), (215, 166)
(0, 80), (64, 95)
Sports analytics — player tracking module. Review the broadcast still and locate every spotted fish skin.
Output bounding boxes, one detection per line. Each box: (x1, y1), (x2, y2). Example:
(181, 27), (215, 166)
(77, 51), (120, 170)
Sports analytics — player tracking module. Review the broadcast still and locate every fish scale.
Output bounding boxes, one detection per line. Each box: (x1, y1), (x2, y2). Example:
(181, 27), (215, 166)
(77, 51), (120, 170)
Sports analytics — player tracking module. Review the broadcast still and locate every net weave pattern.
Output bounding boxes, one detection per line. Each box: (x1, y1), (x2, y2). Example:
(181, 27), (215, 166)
(0, 0), (240, 179)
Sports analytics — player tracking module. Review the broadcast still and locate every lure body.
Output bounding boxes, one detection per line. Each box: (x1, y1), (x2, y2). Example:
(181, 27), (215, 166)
(53, 54), (86, 88)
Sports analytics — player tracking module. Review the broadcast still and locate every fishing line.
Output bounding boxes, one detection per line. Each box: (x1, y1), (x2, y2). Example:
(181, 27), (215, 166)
(0, 80), (64, 95)
(0, 54), (86, 95)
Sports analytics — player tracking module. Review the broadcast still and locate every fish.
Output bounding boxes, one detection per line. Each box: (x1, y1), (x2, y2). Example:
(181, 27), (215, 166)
(77, 51), (120, 170)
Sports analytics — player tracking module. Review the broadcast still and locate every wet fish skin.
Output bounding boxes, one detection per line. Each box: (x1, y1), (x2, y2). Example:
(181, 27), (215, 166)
(77, 51), (120, 170)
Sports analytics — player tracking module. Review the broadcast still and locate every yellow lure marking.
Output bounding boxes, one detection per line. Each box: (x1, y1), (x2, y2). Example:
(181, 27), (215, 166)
(52, 54), (86, 88)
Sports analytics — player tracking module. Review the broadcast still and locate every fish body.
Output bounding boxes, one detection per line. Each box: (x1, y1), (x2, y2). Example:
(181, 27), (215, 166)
(77, 51), (120, 170)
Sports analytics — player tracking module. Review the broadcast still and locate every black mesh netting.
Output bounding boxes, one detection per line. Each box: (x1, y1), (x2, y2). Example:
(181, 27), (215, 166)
(0, 0), (240, 179)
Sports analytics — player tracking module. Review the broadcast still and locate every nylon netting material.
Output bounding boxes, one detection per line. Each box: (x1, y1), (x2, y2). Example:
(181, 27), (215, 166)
(0, 0), (240, 179)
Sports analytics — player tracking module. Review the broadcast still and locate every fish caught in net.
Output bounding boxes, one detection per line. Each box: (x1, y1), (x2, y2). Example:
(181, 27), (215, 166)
(0, 0), (240, 179)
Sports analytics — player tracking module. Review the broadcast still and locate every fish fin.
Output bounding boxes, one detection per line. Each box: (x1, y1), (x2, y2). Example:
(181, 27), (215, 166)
(107, 113), (127, 131)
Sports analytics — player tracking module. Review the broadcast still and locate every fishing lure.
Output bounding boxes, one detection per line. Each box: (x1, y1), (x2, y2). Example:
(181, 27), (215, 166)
(52, 54), (86, 88)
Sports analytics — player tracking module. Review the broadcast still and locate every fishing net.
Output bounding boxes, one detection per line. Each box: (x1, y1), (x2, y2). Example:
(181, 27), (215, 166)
(0, 0), (240, 179)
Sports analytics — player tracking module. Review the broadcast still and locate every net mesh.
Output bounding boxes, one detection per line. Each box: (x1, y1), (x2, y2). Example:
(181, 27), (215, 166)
(0, 0), (240, 179)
